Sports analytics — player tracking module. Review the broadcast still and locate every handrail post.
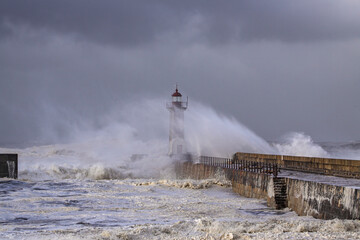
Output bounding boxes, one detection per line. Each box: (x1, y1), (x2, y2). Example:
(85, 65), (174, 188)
(266, 163), (268, 174)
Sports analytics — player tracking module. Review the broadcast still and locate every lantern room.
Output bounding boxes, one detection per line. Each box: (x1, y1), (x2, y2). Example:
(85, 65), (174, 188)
(172, 88), (182, 102)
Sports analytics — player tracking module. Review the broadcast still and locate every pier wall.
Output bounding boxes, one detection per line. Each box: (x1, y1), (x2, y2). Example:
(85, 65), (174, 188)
(234, 152), (360, 178)
(175, 162), (283, 209)
(175, 162), (217, 180)
(286, 178), (360, 219)
(175, 161), (360, 220)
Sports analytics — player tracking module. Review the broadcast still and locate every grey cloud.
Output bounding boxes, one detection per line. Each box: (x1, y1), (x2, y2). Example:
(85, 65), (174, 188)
(1, 1), (360, 147)
(0, 0), (184, 46)
(1, 1), (360, 46)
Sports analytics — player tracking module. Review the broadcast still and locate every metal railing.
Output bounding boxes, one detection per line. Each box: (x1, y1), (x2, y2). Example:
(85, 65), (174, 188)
(200, 156), (279, 177)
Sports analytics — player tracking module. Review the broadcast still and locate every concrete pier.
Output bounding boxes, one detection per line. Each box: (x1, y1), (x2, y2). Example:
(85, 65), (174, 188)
(234, 152), (360, 179)
(0, 154), (18, 179)
(175, 153), (360, 220)
(283, 171), (360, 219)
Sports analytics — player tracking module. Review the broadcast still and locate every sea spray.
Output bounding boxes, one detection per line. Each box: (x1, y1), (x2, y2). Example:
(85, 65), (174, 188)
(2, 98), (279, 180)
(3, 99), (360, 181)
(323, 142), (360, 160)
(272, 132), (360, 160)
(6, 160), (15, 178)
(185, 101), (275, 157)
(273, 132), (329, 157)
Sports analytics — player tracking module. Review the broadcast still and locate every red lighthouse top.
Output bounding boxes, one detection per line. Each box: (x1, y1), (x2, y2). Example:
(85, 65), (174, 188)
(172, 87), (182, 97)
(167, 86), (188, 109)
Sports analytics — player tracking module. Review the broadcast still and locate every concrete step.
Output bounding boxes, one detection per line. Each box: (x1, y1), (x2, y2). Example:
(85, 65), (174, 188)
(273, 177), (288, 209)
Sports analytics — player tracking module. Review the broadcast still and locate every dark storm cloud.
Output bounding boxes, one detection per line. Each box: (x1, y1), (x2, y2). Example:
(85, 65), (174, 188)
(6, 1), (183, 45)
(0, 0), (180, 46)
(1, 1), (360, 147)
(1, 0), (360, 45)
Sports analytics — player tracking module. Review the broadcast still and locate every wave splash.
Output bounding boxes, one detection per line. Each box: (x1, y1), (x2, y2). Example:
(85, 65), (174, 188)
(0, 99), (281, 180)
(273, 132), (329, 157)
(273, 132), (360, 160)
(2, 99), (360, 182)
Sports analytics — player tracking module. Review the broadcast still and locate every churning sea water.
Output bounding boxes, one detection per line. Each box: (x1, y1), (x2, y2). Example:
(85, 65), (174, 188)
(2, 177), (360, 240)
(1, 136), (360, 239)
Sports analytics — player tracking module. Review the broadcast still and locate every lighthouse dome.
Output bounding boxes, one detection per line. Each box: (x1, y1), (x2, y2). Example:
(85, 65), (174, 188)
(172, 88), (182, 97)
(172, 87), (182, 102)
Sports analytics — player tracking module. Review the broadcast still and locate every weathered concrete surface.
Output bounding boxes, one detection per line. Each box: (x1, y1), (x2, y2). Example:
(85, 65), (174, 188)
(175, 162), (360, 219)
(286, 178), (360, 220)
(175, 162), (218, 180)
(232, 170), (268, 199)
(175, 162), (285, 210)
(0, 154), (18, 179)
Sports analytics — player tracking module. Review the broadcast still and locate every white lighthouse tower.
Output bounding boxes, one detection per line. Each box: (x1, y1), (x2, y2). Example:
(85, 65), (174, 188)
(167, 86), (188, 158)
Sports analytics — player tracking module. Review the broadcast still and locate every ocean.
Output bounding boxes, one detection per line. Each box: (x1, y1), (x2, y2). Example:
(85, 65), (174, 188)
(1, 143), (360, 240)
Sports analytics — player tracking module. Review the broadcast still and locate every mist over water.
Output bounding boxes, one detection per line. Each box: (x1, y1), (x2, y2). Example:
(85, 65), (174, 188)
(273, 132), (360, 160)
(185, 101), (275, 157)
(1, 98), (360, 181)
(0, 98), (277, 181)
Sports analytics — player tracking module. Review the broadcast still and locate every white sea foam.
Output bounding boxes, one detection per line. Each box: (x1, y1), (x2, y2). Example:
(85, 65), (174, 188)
(133, 178), (232, 189)
(2, 177), (360, 240)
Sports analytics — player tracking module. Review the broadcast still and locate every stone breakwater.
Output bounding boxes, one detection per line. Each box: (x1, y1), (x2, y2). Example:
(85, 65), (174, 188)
(234, 152), (360, 179)
(175, 162), (360, 220)
(286, 178), (360, 220)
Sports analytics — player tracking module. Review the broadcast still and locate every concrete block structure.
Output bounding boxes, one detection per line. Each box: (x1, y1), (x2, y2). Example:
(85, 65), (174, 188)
(0, 154), (18, 179)
(175, 153), (360, 220)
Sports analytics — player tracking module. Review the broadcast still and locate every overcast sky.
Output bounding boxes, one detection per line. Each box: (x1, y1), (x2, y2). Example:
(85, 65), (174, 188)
(1, 0), (360, 146)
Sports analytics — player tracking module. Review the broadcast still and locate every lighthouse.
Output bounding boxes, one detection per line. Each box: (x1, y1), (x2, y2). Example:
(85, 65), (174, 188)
(167, 86), (188, 158)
